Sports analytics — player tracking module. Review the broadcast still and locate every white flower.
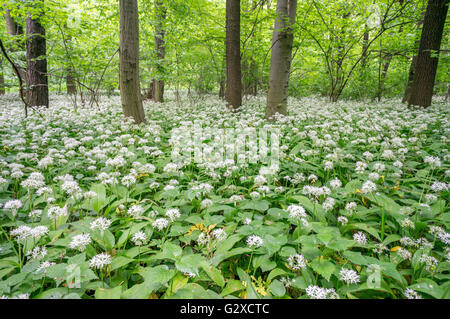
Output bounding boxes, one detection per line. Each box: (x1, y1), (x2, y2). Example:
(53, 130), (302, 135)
(429, 226), (450, 244)
(131, 231), (147, 246)
(197, 232), (210, 245)
(152, 218), (169, 231)
(337, 216), (348, 225)
(329, 178), (342, 189)
(430, 182), (448, 193)
(163, 163), (178, 173)
(424, 156), (441, 168)
(404, 288), (422, 299)
(26, 246), (47, 260)
(90, 252), (112, 269)
(127, 205), (145, 218)
(61, 180), (81, 196)
(287, 254), (306, 270)
(249, 191), (260, 199)
(69, 233), (92, 251)
(165, 208), (180, 222)
(254, 175), (267, 186)
(401, 218), (415, 229)
(90, 217), (112, 234)
(339, 268), (360, 284)
(36, 261), (56, 274)
(397, 248), (412, 261)
(4, 199), (22, 215)
(305, 285), (339, 299)
(246, 235), (263, 248)
(286, 204), (307, 219)
(353, 231), (367, 245)
(211, 228), (226, 241)
(21, 172), (46, 189)
(322, 197), (335, 212)
(361, 180), (377, 194)
(345, 202), (357, 211)
(47, 206), (68, 220)
(419, 255), (438, 272)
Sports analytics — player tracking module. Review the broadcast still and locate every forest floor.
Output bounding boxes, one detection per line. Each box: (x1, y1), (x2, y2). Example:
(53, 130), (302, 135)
(0, 93), (449, 299)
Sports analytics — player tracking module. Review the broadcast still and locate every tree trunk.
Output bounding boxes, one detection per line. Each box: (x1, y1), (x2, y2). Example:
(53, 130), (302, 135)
(402, 17), (424, 103)
(266, 0), (297, 120)
(376, 54), (393, 102)
(5, 9), (23, 36)
(5, 9), (27, 84)
(219, 78), (225, 99)
(26, 8), (49, 108)
(66, 69), (76, 95)
(119, 0), (146, 123)
(0, 58), (5, 95)
(153, 0), (166, 103)
(361, 29), (369, 67)
(225, 0), (242, 110)
(407, 0), (449, 107)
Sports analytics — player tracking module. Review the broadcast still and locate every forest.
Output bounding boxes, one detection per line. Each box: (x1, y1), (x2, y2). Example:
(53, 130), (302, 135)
(0, 0), (448, 300)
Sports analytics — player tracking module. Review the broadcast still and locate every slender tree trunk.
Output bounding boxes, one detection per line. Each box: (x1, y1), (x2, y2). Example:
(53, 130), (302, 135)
(5, 9), (23, 36)
(0, 58), (5, 95)
(408, 0), (449, 107)
(361, 29), (369, 67)
(266, 0), (297, 119)
(119, 0), (146, 123)
(376, 54), (393, 101)
(66, 69), (76, 95)
(26, 7), (49, 107)
(225, 0), (242, 110)
(153, 0), (166, 103)
(65, 32), (76, 95)
(4, 9), (26, 85)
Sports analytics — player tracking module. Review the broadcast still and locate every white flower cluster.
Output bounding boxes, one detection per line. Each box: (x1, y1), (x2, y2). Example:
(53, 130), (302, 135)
(246, 235), (263, 248)
(90, 252), (112, 269)
(131, 231), (147, 246)
(69, 233), (92, 251)
(339, 268), (360, 284)
(287, 254), (306, 270)
(152, 218), (169, 231)
(305, 285), (339, 299)
(10, 225), (49, 242)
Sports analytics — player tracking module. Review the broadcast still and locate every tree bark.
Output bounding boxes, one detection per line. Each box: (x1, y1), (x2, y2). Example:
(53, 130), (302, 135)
(4, 9), (26, 84)
(26, 6), (49, 108)
(66, 69), (76, 95)
(0, 58), (5, 95)
(376, 54), (393, 102)
(5, 9), (23, 36)
(153, 0), (166, 103)
(266, 0), (297, 119)
(407, 0), (449, 107)
(225, 0), (242, 110)
(119, 0), (146, 123)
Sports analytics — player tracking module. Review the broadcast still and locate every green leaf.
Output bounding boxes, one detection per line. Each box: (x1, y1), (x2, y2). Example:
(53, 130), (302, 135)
(310, 258), (335, 281)
(239, 200), (269, 212)
(269, 280), (286, 297)
(200, 261), (225, 287)
(267, 268), (288, 283)
(111, 256), (134, 271)
(175, 254), (205, 275)
(95, 286), (122, 299)
(221, 279), (246, 296)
